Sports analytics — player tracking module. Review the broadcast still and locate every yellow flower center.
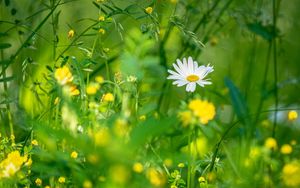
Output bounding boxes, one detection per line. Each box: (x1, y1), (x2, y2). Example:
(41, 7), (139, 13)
(186, 75), (199, 82)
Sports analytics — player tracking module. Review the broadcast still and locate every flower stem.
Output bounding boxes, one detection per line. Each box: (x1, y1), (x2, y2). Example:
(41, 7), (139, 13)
(187, 130), (192, 188)
(272, 0), (280, 138)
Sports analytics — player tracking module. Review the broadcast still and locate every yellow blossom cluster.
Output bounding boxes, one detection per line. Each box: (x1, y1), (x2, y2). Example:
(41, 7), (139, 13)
(54, 66), (80, 96)
(146, 168), (166, 187)
(0, 151), (28, 178)
(179, 99), (216, 126)
(282, 161), (300, 187)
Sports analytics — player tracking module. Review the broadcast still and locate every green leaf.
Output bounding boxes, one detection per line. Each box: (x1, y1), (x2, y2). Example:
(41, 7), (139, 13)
(247, 22), (276, 41)
(0, 60), (10, 65)
(225, 78), (248, 123)
(0, 76), (14, 83)
(0, 43), (12, 49)
(129, 116), (176, 148)
(0, 32), (8, 37)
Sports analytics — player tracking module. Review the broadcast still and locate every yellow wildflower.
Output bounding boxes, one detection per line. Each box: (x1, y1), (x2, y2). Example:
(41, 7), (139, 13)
(71, 151), (78, 159)
(188, 99), (216, 124)
(95, 76), (104, 84)
(102, 93), (114, 102)
(68, 29), (75, 38)
(31, 139), (38, 146)
(146, 168), (165, 187)
(139, 115), (146, 121)
(280, 144), (292, 154)
(83, 180), (93, 188)
(264, 137), (277, 150)
(58, 176), (66, 183)
(113, 118), (129, 137)
(94, 128), (110, 147)
(25, 158), (32, 166)
(109, 165), (130, 184)
(178, 111), (192, 127)
(103, 48), (110, 53)
(198, 176), (206, 183)
(54, 66), (73, 85)
(0, 150), (27, 178)
(97, 0), (105, 2)
(177, 163), (185, 168)
(210, 36), (219, 46)
(98, 16), (105, 21)
(249, 146), (261, 159)
(145, 7), (153, 14)
(133, 162), (144, 173)
(86, 84), (99, 95)
(44, 186), (50, 188)
(163, 159), (173, 167)
(99, 28), (105, 35)
(35, 178), (42, 186)
(288, 110), (298, 121)
(282, 161), (300, 187)
(70, 85), (80, 96)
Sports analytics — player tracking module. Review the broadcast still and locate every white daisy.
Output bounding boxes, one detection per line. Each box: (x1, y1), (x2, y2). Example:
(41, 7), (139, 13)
(167, 56), (214, 92)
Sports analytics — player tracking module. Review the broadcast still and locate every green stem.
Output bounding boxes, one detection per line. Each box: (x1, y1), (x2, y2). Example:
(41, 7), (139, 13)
(149, 144), (170, 176)
(254, 43), (272, 124)
(51, 0), (58, 60)
(187, 130), (192, 188)
(1, 48), (14, 142)
(272, 0), (280, 138)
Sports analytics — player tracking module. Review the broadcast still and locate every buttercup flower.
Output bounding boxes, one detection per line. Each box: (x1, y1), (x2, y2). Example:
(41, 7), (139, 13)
(188, 99), (216, 124)
(71, 151), (78, 159)
(102, 93), (114, 102)
(68, 29), (75, 38)
(55, 66), (74, 85)
(145, 7), (153, 14)
(132, 162), (144, 173)
(69, 85), (80, 96)
(99, 28), (105, 35)
(167, 57), (214, 92)
(35, 178), (42, 186)
(264, 137), (277, 150)
(0, 150), (27, 178)
(58, 176), (66, 183)
(280, 144), (292, 154)
(282, 161), (300, 187)
(98, 16), (105, 21)
(288, 110), (298, 121)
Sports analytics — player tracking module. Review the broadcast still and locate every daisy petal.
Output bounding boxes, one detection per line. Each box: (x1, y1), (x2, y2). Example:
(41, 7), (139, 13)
(189, 82), (196, 92)
(173, 63), (185, 77)
(188, 56), (194, 74)
(176, 59), (188, 76)
(197, 80), (212, 86)
(182, 58), (188, 69)
(167, 75), (184, 80)
(167, 69), (181, 77)
(173, 80), (188, 86)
